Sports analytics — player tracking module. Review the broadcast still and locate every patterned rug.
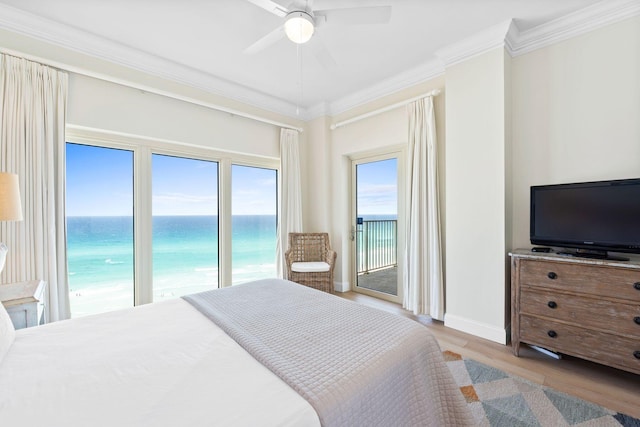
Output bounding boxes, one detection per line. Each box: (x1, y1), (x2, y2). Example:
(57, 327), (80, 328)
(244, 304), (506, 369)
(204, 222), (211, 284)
(443, 350), (640, 427)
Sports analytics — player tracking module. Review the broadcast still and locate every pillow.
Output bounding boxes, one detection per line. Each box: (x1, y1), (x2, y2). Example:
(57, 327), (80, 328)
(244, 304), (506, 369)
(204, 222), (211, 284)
(0, 300), (16, 364)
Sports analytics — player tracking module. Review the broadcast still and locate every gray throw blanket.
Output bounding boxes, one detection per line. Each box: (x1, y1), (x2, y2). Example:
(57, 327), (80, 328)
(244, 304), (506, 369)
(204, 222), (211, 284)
(183, 279), (472, 426)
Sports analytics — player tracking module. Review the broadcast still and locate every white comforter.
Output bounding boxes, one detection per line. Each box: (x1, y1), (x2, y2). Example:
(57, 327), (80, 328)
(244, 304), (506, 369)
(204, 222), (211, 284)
(0, 298), (320, 427)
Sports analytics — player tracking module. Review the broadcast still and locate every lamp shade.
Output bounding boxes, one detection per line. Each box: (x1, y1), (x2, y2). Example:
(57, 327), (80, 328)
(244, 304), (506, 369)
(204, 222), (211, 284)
(284, 11), (315, 44)
(0, 173), (23, 221)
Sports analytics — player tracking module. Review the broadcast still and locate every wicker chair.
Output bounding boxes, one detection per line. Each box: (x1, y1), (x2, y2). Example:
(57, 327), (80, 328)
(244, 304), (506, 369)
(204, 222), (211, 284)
(285, 233), (336, 293)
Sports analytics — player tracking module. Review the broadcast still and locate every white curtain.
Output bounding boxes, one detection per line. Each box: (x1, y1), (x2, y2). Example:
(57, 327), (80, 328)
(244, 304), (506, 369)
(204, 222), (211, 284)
(403, 96), (444, 320)
(0, 54), (70, 322)
(276, 128), (303, 278)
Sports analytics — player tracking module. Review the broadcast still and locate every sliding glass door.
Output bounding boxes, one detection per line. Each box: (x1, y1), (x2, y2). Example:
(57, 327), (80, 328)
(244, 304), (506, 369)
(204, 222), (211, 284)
(66, 143), (134, 317)
(231, 165), (277, 284)
(151, 154), (219, 301)
(66, 135), (280, 317)
(352, 153), (403, 303)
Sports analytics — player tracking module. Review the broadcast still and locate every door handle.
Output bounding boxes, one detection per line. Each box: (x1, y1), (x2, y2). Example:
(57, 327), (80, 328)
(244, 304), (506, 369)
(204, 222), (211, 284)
(350, 225), (356, 241)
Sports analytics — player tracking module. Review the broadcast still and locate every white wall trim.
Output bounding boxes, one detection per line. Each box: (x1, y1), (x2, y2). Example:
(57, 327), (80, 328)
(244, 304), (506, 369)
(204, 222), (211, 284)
(320, 59), (445, 119)
(444, 313), (508, 345)
(436, 20), (516, 69)
(509, 0), (640, 57)
(333, 281), (350, 293)
(66, 124), (280, 164)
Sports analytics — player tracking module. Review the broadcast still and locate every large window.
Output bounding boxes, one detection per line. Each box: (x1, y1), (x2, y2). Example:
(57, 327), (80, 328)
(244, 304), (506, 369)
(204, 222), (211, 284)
(65, 134), (279, 317)
(66, 143), (134, 317)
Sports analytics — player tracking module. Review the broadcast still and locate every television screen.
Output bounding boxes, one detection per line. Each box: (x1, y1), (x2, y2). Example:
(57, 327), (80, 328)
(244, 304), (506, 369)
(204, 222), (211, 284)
(530, 178), (640, 255)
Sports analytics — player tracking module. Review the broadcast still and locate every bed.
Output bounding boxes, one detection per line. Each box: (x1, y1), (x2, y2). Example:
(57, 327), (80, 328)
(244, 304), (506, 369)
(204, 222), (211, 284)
(0, 278), (472, 426)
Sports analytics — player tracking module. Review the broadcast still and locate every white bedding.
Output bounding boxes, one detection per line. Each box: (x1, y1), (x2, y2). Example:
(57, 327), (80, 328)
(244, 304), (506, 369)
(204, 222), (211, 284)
(0, 298), (320, 427)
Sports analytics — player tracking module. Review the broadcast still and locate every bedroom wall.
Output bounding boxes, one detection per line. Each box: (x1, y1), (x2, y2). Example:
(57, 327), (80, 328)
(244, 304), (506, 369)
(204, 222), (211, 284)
(443, 47), (511, 344)
(302, 116), (332, 233)
(326, 76), (447, 290)
(511, 14), (640, 250)
(68, 74), (282, 158)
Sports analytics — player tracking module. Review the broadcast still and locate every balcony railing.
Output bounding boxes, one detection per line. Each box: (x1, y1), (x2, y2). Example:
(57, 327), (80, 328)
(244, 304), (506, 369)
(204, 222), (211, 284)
(356, 219), (397, 274)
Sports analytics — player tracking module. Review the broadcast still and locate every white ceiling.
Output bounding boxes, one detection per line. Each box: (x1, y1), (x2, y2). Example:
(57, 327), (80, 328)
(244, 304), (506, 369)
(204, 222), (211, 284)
(0, 0), (619, 118)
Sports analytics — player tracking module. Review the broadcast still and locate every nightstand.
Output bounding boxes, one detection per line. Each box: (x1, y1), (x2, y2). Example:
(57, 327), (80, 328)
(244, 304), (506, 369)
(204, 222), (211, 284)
(0, 280), (46, 329)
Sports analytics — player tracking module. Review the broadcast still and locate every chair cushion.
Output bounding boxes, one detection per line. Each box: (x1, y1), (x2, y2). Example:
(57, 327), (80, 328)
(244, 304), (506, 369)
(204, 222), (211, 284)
(291, 262), (331, 273)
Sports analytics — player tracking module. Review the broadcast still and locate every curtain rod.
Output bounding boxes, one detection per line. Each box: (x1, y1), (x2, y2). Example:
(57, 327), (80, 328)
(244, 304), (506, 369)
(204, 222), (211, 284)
(330, 89), (441, 130)
(0, 48), (304, 133)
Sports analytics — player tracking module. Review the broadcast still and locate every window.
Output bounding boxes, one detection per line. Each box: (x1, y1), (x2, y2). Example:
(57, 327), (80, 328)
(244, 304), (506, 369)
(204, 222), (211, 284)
(231, 165), (277, 284)
(152, 154), (219, 300)
(66, 143), (134, 317)
(65, 132), (279, 317)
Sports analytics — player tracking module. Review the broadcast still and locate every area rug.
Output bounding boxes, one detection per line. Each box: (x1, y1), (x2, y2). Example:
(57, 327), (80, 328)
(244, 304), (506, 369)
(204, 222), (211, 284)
(443, 350), (640, 427)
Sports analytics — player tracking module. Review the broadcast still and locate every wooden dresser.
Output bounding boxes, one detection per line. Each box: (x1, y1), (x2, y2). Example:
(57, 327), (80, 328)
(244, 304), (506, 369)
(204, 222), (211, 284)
(510, 249), (640, 375)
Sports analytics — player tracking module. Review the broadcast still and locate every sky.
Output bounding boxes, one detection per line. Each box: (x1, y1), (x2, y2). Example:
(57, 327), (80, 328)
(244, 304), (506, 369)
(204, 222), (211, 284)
(356, 158), (398, 216)
(66, 143), (276, 216)
(66, 143), (397, 217)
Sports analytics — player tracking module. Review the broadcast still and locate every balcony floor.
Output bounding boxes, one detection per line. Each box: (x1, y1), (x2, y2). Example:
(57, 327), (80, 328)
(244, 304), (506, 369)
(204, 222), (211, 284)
(356, 266), (398, 296)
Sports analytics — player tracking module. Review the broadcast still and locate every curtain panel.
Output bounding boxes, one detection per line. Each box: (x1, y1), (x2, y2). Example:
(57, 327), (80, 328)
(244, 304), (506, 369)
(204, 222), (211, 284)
(276, 128), (303, 279)
(403, 96), (444, 320)
(0, 54), (70, 321)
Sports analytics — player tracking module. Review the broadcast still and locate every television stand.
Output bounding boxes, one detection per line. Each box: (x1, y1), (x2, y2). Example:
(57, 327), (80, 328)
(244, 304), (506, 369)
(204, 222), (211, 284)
(556, 248), (629, 262)
(510, 249), (640, 375)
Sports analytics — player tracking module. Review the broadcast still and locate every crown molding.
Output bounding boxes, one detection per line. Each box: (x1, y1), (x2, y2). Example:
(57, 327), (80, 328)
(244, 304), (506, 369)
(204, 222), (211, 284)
(0, 3), (303, 119)
(305, 102), (331, 121)
(509, 0), (640, 57)
(320, 59), (445, 119)
(435, 19), (516, 68)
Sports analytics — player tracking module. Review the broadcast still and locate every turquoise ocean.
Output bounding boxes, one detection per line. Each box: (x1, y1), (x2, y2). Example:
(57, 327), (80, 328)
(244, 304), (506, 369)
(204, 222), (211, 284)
(67, 215), (276, 317)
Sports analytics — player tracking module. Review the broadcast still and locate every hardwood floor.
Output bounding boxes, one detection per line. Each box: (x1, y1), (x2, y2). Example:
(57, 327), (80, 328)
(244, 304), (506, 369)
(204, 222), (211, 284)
(339, 291), (640, 419)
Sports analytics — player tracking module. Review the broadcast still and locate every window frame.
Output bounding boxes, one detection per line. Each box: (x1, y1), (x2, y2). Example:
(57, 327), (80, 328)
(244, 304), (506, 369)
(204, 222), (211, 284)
(66, 126), (279, 309)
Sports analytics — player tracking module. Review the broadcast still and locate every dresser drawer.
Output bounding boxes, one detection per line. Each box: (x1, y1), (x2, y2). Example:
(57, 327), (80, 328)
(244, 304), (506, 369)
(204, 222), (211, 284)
(519, 260), (640, 302)
(520, 289), (640, 338)
(520, 315), (640, 374)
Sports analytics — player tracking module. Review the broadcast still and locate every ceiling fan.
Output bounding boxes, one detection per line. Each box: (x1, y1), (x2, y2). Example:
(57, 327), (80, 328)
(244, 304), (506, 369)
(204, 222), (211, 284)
(244, 0), (392, 66)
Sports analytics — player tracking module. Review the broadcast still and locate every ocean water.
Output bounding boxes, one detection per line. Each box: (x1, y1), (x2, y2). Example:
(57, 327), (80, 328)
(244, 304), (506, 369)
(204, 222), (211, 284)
(67, 215), (276, 317)
(355, 215), (398, 273)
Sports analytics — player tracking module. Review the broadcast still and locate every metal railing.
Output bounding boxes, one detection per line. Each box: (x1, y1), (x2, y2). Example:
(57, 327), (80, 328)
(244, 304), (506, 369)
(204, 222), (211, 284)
(356, 219), (397, 274)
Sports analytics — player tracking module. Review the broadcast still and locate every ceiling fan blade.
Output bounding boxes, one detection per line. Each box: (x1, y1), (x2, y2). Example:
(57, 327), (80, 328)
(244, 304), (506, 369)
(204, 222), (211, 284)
(308, 38), (337, 69)
(244, 25), (286, 54)
(314, 6), (392, 25)
(245, 0), (289, 17)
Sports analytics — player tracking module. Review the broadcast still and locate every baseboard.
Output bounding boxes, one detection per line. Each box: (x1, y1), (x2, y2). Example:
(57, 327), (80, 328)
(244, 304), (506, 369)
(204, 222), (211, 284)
(333, 281), (350, 293)
(444, 313), (508, 345)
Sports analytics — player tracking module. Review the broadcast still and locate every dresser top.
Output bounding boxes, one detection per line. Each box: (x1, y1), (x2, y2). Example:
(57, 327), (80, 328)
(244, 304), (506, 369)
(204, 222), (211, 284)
(0, 280), (46, 307)
(509, 248), (640, 270)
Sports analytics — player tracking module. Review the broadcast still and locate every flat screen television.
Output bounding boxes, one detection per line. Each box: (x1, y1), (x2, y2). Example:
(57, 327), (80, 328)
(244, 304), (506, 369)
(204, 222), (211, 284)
(530, 178), (640, 261)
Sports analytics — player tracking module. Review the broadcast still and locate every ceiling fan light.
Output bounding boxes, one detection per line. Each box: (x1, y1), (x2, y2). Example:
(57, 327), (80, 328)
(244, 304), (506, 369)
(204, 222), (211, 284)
(284, 11), (314, 44)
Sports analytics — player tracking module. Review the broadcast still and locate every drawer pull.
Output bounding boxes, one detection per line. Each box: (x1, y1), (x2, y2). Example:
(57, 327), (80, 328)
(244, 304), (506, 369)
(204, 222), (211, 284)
(634, 316), (640, 325)
(547, 272), (557, 280)
(547, 301), (557, 309)
(634, 351), (640, 360)
(547, 330), (557, 338)
(634, 282), (640, 291)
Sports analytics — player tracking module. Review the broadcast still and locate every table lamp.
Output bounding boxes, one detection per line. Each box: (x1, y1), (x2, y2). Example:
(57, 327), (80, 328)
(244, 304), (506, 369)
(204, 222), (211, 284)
(0, 173), (23, 275)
